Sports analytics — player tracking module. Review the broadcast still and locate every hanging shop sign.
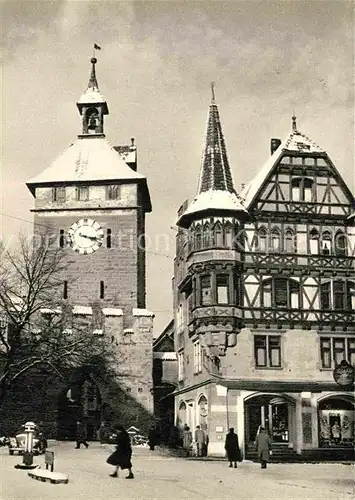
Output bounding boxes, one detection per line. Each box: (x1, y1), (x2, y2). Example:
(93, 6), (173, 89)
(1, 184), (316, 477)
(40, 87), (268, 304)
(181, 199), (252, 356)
(333, 360), (355, 388)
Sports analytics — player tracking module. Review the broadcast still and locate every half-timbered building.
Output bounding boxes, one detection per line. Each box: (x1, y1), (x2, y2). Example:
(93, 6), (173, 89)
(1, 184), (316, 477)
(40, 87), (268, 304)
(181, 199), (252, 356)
(173, 90), (355, 459)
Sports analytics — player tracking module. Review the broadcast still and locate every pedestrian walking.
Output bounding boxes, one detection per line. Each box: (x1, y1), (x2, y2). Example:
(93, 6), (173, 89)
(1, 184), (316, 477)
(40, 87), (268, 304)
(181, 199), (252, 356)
(106, 425), (134, 479)
(98, 421), (108, 444)
(255, 426), (271, 469)
(224, 428), (242, 468)
(148, 424), (158, 451)
(75, 420), (89, 449)
(182, 425), (193, 457)
(194, 425), (206, 457)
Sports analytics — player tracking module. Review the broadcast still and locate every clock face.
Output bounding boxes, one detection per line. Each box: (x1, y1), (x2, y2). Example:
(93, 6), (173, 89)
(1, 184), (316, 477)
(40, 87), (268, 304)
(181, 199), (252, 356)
(67, 219), (104, 254)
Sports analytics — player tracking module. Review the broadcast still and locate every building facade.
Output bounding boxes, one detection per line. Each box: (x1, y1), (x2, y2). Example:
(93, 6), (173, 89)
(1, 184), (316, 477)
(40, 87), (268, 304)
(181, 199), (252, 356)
(22, 56), (154, 438)
(173, 90), (355, 459)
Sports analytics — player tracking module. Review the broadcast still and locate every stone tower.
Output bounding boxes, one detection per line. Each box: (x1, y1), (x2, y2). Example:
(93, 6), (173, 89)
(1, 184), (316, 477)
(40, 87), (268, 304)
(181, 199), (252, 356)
(26, 56), (154, 438)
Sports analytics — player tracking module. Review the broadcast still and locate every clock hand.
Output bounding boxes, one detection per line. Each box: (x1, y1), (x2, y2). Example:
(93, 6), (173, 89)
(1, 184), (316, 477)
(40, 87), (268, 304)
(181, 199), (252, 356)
(78, 232), (98, 241)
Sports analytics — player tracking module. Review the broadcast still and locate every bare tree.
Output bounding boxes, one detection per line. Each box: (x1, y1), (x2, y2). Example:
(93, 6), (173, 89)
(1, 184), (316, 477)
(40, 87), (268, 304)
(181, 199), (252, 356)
(0, 235), (114, 404)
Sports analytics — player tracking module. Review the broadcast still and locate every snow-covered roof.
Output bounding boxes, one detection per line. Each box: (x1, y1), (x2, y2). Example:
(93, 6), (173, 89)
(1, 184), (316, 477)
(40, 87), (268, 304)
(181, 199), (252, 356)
(72, 305), (92, 315)
(77, 87), (107, 106)
(241, 128), (326, 209)
(26, 136), (145, 189)
(40, 307), (62, 315)
(153, 352), (177, 360)
(102, 308), (123, 317)
(132, 308), (154, 317)
(178, 189), (248, 227)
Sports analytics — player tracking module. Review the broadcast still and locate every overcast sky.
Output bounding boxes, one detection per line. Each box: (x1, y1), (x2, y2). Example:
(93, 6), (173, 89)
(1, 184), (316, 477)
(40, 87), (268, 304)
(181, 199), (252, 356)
(1, 0), (354, 335)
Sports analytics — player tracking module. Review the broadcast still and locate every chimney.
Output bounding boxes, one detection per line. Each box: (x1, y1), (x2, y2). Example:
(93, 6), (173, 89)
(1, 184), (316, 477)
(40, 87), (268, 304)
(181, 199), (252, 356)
(270, 138), (281, 155)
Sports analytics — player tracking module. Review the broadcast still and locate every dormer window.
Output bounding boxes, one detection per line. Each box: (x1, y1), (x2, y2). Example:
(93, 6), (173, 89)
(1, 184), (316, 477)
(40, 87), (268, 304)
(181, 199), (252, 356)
(291, 177), (314, 202)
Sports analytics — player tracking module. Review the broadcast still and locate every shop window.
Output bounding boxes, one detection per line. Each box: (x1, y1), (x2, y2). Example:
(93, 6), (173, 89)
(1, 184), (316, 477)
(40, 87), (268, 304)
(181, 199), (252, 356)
(254, 335), (281, 368)
(200, 276), (212, 306)
(216, 275), (229, 304)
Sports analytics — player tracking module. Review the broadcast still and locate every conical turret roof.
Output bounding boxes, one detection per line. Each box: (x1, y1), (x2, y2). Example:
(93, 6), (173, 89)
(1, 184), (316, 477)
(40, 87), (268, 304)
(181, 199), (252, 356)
(178, 87), (247, 228)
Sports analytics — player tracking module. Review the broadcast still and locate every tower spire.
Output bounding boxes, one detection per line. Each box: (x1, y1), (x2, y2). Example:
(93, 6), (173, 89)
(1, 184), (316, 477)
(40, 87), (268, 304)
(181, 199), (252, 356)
(292, 111), (297, 132)
(88, 57), (99, 90)
(211, 81), (216, 104)
(197, 88), (235, 194)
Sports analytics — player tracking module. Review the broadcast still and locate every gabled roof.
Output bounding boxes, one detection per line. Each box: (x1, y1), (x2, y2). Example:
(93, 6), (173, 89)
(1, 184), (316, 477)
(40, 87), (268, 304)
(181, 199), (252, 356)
(27, 136), (146, 188)
(177, 87), (247, 227)
(240, 118), (341, 209)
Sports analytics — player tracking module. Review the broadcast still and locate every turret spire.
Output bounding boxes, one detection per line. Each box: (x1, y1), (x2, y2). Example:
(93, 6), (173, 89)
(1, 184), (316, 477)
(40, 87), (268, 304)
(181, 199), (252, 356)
(292, 112), (297, 132)
(197, 86), (235, 194)
(88, 57), (99, 90)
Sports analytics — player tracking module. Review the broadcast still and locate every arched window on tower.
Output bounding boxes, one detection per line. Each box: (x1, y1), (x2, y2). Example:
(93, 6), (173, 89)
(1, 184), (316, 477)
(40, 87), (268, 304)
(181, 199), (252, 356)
(203, 223), (211, 248)
(309, 228), (319, 255)
(195, 225), (202, 251)
(224, 222), (233, 249)
(321, 231), (332, 255)
(335, 231), (347, 256)
(214, 222), (223, 247)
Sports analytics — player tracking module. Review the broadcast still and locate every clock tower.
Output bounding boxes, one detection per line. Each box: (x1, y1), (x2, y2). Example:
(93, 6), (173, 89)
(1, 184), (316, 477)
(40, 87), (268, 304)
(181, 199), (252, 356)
(26, 56), (154, 437)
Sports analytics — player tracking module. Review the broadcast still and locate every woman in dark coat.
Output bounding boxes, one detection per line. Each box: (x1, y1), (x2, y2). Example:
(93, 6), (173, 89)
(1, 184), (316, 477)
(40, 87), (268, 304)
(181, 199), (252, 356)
(107, 425), (134, 479)
(224, 428), (242, 468)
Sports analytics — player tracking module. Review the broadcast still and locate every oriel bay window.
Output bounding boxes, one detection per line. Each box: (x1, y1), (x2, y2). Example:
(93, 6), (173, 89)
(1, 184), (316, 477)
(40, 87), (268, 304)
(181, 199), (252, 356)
(254, 335), (282, 368)
(200, 276), (212, 305)
(198, 273), (233, 306)
(216, 275), (229, 304)
(320, 337), (355, 368)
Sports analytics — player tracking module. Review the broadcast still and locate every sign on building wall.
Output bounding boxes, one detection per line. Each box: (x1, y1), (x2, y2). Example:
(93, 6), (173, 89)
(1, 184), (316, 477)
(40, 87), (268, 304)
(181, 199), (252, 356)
(333, 360), (355, 388)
